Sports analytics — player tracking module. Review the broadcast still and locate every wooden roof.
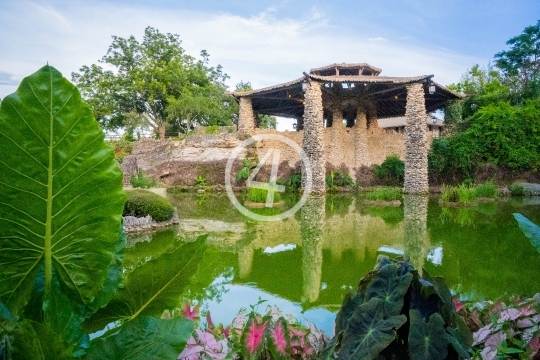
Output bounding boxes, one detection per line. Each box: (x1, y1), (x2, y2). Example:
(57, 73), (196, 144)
(231, 63), (463, 119)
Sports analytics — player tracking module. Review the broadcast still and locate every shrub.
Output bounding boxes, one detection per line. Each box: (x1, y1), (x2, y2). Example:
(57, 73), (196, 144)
(130, 171), (157, 188)
(246, 187), (282, 203)
(365, 187), (402, 201)
(112, 138), (133, 156)
(373, 155), (404, 186)
(123, 189), (175, 222)
(323, 256), (472, 359)
(281, 172), (302, 191)
(326, 169), (353, 190)
(509, 183), (525, 196)
(205, 125), (220, 134)
(475, 181), (498, 198)
(195, 174), (206, 187)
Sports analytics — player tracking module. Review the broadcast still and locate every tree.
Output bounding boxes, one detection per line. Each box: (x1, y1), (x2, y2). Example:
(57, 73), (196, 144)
(72, 27), (235, 139)
(495, 20), (540, 99)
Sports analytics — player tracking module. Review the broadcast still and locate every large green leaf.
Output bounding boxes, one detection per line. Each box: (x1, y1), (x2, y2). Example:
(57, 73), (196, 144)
(408, 310), (449, 360)
(0, 66), (125, 325)
(338, 298), (407, 360)
(335, 291), (363, 334)
(84, 316), (194, 360)
(84, 236), (207, 332)
(514, 213), (540, 253)
(365, 263), (413, 316)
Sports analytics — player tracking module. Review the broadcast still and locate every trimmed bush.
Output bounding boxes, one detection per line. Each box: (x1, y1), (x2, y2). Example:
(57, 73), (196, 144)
(365, 187), (402, 201)
(246, 187), (282, 203)
(123, 189), (175, 222)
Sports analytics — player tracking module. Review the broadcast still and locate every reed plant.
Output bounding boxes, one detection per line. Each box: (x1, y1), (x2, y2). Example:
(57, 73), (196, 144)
(246, 187), (282, 203)
(475, 181), (498, 198)
(365, 187), (402, 201)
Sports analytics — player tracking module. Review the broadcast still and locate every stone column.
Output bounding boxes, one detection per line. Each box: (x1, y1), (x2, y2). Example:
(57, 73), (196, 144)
(302, 81), (325, 193)
(403, 195), (430, 270)
(300, 195), (325, 303)
(238, 246), (254, 279)
(238, 96), (256, 133)
(404, 83), (429, 194)
(355, 109), (370, 168)
(332, 102), (342, 128)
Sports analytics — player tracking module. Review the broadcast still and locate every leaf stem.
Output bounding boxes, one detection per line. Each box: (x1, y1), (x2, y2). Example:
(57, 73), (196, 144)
(44, 66), (54, 305)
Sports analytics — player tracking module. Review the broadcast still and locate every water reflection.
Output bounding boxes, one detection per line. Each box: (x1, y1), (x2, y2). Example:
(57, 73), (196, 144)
(300, 195), (325, 303)
(125, 193), (540, 332)
(403, 195), (430, 269)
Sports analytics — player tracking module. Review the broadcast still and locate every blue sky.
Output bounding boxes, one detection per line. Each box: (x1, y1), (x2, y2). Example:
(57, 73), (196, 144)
(1, 0), (539, 127)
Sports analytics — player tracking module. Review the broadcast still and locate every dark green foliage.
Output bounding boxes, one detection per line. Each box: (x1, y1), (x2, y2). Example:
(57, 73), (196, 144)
(124, 190), (175, 221)
(282, 173), (302, 191)
(323, 256), (472, 359)
(130, 171), (157, 188)
(326, 170), (354, 190)
(373, 155), (405, 186)
(509, 183), (525, 196)
(84, 316), (194, 360)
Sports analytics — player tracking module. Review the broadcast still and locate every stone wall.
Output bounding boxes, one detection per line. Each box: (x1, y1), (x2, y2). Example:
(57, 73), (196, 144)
(238, 97), (255, 133)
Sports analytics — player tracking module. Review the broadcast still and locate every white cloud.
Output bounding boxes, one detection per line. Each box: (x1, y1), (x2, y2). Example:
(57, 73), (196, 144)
(369, 37), (387, 42)
(0, 1), (479, 100)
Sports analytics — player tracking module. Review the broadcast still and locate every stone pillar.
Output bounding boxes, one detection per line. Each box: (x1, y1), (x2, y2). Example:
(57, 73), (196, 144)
(404, 83), (429, 194)
(238, 246), (254, 279)
(355, 109), (370, 168)
(300, 195), (325, 303)
(403, 195), (430, 270)
(302, 81), (325, 193)
(332, 103), (342, 128)
(238, 96), (256, 132)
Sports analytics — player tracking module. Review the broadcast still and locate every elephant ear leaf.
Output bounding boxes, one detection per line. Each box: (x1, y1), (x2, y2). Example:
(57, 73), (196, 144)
(366, 263), (413, 316)
(408, 310), (449, 360)
(514, 213), (540, 253)
(0, 65), (125, 326)
(338, 298), (407, 360)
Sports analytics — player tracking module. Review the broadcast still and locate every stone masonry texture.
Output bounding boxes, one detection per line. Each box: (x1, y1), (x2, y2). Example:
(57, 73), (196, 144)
(238, 97), (255, 133)
(404, 83), (429, 194)
(302, 81), (326, 193)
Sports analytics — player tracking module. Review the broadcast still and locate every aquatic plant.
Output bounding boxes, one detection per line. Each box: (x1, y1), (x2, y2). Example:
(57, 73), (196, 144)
(246, 187), (282, 203)
(474, 181), (498, 198)
(514, 213), (540, 253)
(509, 183), (525, 196)
(365, 187), (402, 201)
(0, 66), (203, 359)
(321, 256), (472, 359)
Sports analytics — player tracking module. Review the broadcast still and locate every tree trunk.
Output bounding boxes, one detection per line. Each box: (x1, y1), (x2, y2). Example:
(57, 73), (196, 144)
(158, 125), (166, 140)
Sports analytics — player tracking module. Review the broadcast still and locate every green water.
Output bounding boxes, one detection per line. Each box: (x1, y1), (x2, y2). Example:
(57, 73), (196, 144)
(124, 193), (540, 335)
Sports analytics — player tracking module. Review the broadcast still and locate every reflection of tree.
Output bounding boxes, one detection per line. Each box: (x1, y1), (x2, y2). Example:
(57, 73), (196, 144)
(300, 195), (326, 303)
(403, 195), (430, 269)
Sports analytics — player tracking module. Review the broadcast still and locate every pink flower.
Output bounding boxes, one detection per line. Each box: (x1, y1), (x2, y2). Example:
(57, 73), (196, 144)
(245, 318), (267, 355)
(182, 302), (200, 321)
(271, 322), (287, 356)
(453, 298), (465, 312)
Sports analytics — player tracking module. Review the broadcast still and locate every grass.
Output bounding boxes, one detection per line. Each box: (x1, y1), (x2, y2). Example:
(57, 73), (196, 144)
(441, 183), (480, 203)
(130, 171), (157, 189)
(246, 187), (282, 203)
(508, 183), (525, 196)
(365, 187), (402, 201)
(475, 181), (498, 198)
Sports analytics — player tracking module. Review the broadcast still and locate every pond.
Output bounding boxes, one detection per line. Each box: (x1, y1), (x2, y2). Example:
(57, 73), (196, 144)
(124, 193), (540, 336)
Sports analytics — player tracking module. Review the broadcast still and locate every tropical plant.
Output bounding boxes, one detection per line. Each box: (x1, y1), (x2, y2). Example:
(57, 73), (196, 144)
(365, 187), (402, 202)
(130, 170), (157, 188)
(179, 300), (329, 359)
(0, 66), (202, 359)
(281, 173), (302, 192)
(237, 157), (256, 181)
(514, 213), (540, 254)
(326, 170), (353, 191)
(456, 184), (477, 203)
(321, 256), (472, 359)
(123, 189), (175, 222)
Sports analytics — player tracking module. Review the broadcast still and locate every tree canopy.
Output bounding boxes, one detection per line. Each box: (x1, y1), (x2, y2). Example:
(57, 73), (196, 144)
(72, 27), (236, 138)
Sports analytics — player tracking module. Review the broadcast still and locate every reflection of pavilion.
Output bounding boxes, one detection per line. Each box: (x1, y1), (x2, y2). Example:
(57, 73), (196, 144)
(232, 63), (461, 194)
(174, 195), (433, 306)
